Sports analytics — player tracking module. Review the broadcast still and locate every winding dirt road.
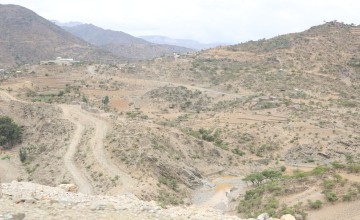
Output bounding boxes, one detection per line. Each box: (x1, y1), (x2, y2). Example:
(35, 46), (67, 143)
(0, 90), (135, 194)
(60, 105), (93, 194)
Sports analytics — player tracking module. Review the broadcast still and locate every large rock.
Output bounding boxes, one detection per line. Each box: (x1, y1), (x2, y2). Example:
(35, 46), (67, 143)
(57, 184), (78, 193)
(280, 214), (296, 220)
(257, 213), (270, 220)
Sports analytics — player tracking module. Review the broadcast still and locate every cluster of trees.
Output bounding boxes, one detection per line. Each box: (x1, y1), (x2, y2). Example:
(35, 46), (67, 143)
(243, 169), (283, 185)
(0, 116), (21, 149)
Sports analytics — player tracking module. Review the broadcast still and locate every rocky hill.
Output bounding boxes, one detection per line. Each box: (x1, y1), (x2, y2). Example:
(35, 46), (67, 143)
(62, 24), (194, 60)
(0, 4), (119, 68)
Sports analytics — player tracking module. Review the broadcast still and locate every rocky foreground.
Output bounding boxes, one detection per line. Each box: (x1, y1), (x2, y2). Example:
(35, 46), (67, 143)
(0, 182), (295, 220)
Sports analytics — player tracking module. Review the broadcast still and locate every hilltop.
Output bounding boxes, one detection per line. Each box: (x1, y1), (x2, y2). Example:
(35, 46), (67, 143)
(0, 4), (119, 68)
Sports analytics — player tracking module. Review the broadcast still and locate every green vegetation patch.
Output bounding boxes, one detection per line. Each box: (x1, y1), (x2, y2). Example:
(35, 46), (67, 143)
(0, 116), (22, 149)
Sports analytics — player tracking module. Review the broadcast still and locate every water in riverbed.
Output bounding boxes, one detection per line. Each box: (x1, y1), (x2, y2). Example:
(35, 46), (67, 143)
(192, 176), (246, 212)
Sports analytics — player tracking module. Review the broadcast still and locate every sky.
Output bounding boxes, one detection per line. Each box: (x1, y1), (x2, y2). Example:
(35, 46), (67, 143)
(1, 0), (360, 44)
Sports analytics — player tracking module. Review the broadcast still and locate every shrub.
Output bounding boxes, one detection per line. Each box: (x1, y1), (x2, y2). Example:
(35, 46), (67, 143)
(0, 116), (21, 149)
(280, 166), (286, 172)
(19, 148), (27, 163)
(348, 164), (360, 173)
(158, 190), (183, 208)
(343, 189), (356, 202)
(158, 176), (178, 191)
(325, 192), (338, 202)
(232, 147), (245, 156)
(308, 199), (322, 209)
(323, 179), (335, 190)
(331, 161), (346, 169)
(311, 166), (329, 176)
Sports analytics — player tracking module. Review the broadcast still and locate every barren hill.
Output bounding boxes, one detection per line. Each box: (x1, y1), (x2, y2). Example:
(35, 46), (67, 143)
(137, 21), (360, 99)
(1, 21), (360, 220)
(62, 24), (194, 60)
(0, 4), (119, 68)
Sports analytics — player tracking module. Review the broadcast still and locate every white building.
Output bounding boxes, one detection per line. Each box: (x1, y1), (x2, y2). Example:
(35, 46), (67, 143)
(40, 57), (79, 66)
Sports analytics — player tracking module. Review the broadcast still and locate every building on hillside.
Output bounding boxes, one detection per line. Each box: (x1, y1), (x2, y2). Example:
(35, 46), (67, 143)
(40, 57), (79, 66)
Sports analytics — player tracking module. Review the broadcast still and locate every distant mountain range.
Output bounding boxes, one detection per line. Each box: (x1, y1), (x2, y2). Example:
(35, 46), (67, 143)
(0, 4), (222, 68)
(58, 24), (194, 60)
(52, 20), (222, 50)
(51, 20), (83, 27)
(0, 4), (119, 68)
(139, 35), (225, 50)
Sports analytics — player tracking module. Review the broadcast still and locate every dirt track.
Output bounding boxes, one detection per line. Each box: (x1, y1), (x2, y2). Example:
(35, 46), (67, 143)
(0, 90), (136, 194)
(60, 105), (136, 193)
(60, 105), (93, 194)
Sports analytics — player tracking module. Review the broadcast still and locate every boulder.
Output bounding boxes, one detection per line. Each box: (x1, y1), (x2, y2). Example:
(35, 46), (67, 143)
(280, 214), (296, 220)
(57, 184), (78, 193)
(12, 213), (26, 220)
(257, 213), (270, 220)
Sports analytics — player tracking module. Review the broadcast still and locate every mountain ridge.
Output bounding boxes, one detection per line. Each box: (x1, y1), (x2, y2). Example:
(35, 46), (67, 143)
(61, 24), (194, 60)
(0, 4), (120, 68)
(139, 35), (224, 50)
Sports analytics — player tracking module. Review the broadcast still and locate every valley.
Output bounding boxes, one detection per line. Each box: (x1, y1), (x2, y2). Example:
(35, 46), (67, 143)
(1, 4), (360, 219)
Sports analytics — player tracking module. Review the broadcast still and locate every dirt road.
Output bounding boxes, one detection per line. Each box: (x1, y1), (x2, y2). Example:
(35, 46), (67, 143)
(1, 90), (136, 194)
(60, 104), (137, 193)
(60, 105), (93, 194)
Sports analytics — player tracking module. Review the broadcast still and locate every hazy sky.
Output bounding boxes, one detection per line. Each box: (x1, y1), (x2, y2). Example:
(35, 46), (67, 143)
(1, 0), (360, 44)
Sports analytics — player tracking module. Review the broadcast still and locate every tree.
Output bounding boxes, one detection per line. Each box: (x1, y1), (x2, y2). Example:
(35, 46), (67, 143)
(243, 172), (265, 185)
(261, 169), (282, 180)
(102, 96), (109, 109)
(0, 116), (21, 149)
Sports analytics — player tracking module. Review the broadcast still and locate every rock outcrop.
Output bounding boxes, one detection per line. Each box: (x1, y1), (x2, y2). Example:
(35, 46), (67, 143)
(0, 182), (296, 220)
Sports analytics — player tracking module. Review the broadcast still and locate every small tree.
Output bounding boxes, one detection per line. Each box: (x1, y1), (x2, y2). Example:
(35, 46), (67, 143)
(19, 148), (27, 163)
(243, 172), (265, 185)
(0, 116), (21, 149)
(102, 96), (109, 109)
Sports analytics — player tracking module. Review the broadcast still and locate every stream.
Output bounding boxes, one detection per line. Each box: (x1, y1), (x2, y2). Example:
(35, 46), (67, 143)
(192, 176), (246, 212)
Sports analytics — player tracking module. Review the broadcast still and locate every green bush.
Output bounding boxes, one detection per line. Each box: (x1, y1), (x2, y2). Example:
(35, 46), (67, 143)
(19, 147), (27, 163)
(308, 199), (322, 209)
(325, 192), (338, 202)
(158, 190), (183, 207)
(311, 166), (329, 176)
(342, 189), (356, 202)
(158, 176), (178, 191)
(331, 161), (346, 169)
(323, 179), (335, 190)
(232, 147), (245, 156)
(0, 116), (22, 149)
(348, 164), (360, 173)
(280, 166), (286, 172)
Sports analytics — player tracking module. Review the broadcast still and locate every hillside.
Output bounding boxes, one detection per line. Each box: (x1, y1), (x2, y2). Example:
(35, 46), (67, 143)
(0, 4), (119, 68)
(1, 21), (360, 220)
(62, 24), (194, 60)
(137, 21), (360, 99)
